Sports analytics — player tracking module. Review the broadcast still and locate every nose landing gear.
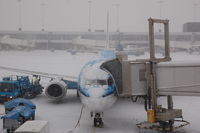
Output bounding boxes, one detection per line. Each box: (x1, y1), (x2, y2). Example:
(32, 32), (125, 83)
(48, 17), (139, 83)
(94, 113), (104, 128)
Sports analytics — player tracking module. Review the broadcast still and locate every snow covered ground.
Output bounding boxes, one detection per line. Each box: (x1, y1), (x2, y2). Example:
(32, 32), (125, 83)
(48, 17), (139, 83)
(0, 50), (200, 133)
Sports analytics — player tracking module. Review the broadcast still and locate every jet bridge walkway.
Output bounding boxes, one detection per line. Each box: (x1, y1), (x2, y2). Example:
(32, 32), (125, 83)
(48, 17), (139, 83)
(102, 18), (200, 132)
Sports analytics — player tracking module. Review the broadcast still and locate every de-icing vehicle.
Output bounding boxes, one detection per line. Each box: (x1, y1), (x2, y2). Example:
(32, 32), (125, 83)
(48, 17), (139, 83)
(1, 98), (36, 133)
(0, 75), (43, 102)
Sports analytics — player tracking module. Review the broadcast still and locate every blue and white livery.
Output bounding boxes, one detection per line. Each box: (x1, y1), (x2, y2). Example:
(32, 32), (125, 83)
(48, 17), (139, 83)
(45, 50), (117, 127)
(0, 50), (118, 127)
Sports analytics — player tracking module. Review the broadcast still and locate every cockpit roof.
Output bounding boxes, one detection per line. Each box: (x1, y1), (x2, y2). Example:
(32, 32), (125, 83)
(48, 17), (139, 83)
(82, 66), (109, 80)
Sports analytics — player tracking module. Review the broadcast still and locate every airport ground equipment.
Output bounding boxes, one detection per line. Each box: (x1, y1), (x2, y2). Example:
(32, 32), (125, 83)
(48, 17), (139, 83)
(102, 18), (200, 131)
(0, 75), (43, 102)
(4, 98), (36, 113)
(14, 120), (49, 133)
(1, 98), (36, 133)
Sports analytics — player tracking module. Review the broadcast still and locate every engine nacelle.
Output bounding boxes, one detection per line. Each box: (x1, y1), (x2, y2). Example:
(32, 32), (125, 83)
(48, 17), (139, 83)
(45, 80), (67, 101)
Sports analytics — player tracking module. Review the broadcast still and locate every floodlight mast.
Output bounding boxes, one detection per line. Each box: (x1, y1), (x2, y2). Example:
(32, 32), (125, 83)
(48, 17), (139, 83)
(88, 1), (92, 32)
(41, 0), (46, 31)
(106, 11), (110, 49)
(18, 0), (22, 31)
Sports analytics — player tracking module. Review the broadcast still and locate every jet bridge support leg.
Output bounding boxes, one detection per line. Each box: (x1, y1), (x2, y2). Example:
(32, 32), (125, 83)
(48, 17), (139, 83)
(138, 60), (188, 132)
(148, 61), (157, 111)
(167, 95), (174, 129)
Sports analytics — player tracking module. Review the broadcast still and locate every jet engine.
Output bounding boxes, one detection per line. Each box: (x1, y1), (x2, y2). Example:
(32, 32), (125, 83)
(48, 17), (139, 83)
(45, 80), (67, 101)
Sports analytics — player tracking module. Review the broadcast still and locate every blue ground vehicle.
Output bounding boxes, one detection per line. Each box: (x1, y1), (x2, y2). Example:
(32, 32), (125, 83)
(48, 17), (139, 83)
(1, 98), (36, 133)
(0, 76), (43, 102)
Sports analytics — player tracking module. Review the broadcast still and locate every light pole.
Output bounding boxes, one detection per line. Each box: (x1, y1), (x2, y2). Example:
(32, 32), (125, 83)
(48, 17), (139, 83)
(158, 0), (163, 32)
(193, 3), (199, 22)
(106, 11), (110, 49)
(88, 1), (92, 32)
(158, 0), (163, 19)
(115, 4), (120, 32)
(18, 0), (22, 31)
(41, 0), (46, 31)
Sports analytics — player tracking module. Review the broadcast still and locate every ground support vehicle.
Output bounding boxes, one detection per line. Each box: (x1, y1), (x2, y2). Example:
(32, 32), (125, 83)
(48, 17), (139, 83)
(14, 120), (49, 133)
(0, 76), (43, 102)
(1, 98), (36, 133)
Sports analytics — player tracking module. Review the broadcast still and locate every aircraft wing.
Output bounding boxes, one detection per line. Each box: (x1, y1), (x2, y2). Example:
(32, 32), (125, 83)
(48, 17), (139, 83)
(0, 66), (79, 102)
(0, 65), (78, 82)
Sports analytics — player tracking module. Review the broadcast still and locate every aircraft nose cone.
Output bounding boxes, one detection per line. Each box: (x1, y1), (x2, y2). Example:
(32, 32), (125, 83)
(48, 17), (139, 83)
(88, 85), (105, 98)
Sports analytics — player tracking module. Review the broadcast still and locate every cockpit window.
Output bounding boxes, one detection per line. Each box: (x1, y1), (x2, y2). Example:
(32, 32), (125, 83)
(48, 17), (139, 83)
(86, 79), (107, 86)
(85, 80), (93, 85)
(97, 80), (107, 85)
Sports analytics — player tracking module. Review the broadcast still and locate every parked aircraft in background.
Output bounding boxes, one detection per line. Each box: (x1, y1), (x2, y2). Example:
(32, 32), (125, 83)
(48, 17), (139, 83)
(72, 36), (107, 50)
(69, 36), (147, 56)
(0, 35), (35, 51)
(155, 39), (200, 54)
(68, 36), (115, 54)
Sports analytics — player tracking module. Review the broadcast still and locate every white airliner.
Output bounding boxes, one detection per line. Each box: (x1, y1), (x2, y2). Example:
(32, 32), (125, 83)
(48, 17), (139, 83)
(68, 36), (115, 54)
(0, 35), (35, 51)
(0, 50), (118, 127)
(155, 39), (200, 54)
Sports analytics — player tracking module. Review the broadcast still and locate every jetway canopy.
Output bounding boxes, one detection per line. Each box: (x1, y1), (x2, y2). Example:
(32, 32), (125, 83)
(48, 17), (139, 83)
(100, 58), (123, 94)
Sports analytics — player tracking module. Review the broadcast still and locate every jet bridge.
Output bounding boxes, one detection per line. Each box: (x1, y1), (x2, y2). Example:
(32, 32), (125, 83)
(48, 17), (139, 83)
(115, 58), (200, 97)
(102, 19), (200, 97)
(156, 62), (200, 96)
(102, 18), (200, 131)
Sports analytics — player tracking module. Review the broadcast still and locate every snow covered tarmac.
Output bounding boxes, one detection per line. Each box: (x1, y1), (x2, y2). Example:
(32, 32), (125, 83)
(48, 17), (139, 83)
(0, 50), (200, 133)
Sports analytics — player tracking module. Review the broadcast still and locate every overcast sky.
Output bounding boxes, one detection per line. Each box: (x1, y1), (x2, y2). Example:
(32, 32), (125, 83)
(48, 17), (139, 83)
(0, 0), (199, 32)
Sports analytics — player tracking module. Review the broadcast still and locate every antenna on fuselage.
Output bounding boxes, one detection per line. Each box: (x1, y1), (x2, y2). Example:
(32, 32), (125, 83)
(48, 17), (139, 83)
(106, 10), (110, 49)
